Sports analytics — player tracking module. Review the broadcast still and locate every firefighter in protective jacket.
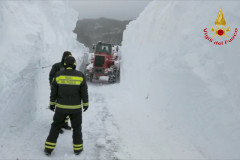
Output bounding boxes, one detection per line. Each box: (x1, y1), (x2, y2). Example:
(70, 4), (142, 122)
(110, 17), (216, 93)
(49, 51), (72, 130)
(45, 56), (89, 156)
(49, 51), (72, 85)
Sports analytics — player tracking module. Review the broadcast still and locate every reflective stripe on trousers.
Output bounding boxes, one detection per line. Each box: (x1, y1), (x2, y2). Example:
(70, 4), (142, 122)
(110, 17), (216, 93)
(73, 143), (83, 151)
(56, 103), (82, 109)
(45, 141), (56, 150)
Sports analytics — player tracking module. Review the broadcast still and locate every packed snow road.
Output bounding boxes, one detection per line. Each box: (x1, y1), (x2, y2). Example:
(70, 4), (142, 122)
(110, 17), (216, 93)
(0, 65), (121, 159)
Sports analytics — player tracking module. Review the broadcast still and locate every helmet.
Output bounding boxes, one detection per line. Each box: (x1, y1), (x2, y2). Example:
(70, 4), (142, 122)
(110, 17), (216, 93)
(64, 56), (76, 69)
(61, 51), (72, 64)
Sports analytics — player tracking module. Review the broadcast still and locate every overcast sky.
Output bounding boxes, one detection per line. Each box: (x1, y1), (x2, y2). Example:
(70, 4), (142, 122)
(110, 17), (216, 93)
(69, 0), (151, 20)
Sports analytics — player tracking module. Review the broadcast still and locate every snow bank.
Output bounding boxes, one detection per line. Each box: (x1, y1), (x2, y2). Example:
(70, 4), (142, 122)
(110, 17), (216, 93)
(118, 1), (240, 159)
(0, 1), (87, 158)
(0, 1), (86, 96)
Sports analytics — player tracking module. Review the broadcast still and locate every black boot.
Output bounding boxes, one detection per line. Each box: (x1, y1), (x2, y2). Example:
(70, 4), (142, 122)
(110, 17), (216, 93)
(62, 122), (71, 130)
(74, 149), (83, 155)
(59, 128), (64, 134)
(44, 148), (52, 156)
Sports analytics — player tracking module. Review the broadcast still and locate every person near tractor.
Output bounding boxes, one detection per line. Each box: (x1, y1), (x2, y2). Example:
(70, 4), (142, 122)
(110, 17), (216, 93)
(45, 56), (89, 155)
(102, 46), (107, 53)
(49, 51), (72, 131)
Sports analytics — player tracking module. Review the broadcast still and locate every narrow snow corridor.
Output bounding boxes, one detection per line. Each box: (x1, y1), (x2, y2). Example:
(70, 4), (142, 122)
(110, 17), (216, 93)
(0, 65), (121, 159)
(1, 1), (240, 159)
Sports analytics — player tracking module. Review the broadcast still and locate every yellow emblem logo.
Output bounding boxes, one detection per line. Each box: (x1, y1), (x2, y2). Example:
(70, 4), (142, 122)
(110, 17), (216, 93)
(203, 8), (238, 45)
(211, 8), (230, 38)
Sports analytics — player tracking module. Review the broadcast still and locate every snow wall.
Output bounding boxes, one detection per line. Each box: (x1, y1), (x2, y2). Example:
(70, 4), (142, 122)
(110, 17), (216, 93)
(0, 1), (86, 95)
(121, 1), (240, 159)
(0, 1), (86, 137)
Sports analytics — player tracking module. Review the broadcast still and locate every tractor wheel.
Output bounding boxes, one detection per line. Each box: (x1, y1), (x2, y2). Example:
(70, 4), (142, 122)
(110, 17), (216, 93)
(89, 74), (93, 82)
(85, 71), (90, 81)
(108, 66), (118, 83)
(116, 68), (120, 82)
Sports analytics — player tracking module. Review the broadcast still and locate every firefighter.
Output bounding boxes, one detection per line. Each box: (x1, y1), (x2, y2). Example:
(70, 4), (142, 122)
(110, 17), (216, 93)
(49, 51), (72, 130)
(44, 56), (89, 155)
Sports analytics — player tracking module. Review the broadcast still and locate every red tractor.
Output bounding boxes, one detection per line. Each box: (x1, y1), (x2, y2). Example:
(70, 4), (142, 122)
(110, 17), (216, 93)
(85, 41), (120, 83)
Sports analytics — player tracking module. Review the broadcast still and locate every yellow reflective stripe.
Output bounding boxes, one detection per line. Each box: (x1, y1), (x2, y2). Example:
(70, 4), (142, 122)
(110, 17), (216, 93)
(74, 147), (83, 150)
(57, 80), (82, 85)
(65, 116), (69, 122)
(56, 75), (83, 85)
(56, 103), (82, 109)
(66, 67), (72, 69)
(56, 76), (83, 82)
(45, 142), (56, 146)
(45, 145), (55, 149)
(83, 103), (88, 106)
(73, 144), (83, 147)
(73, 144), (83, 150)
(50, 101), (55, 105)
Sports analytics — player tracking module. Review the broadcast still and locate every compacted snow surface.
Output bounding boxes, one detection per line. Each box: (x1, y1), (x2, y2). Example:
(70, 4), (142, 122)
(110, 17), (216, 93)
(1, 0), (240, 159)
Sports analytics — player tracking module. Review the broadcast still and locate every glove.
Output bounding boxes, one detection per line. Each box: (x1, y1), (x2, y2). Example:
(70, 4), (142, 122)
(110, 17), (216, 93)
(83, 106), (88, 112)
(49, 104), (55, 111)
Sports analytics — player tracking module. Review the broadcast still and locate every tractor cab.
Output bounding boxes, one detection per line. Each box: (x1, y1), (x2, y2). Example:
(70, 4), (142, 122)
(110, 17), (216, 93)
(95, 42), (112, 55)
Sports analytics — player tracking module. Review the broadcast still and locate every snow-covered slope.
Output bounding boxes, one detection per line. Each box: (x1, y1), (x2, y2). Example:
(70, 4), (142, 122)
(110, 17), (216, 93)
(114, 1), (240, 159)
(0, 1), (85, 93)
(0, 1), (87, 158)
(0, 1), (87, 101)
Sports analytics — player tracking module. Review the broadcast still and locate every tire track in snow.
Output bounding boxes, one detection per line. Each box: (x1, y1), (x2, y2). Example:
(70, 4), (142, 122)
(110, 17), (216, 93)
(82, 88), (120, 160)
